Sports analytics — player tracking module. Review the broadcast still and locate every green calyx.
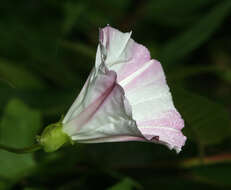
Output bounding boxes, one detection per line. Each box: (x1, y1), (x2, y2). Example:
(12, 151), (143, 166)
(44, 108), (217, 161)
(38, 121), (71, 152)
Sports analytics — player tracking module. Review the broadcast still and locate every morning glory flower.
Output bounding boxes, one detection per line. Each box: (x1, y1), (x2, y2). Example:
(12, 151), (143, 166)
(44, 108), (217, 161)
(40, 26), (186, 153)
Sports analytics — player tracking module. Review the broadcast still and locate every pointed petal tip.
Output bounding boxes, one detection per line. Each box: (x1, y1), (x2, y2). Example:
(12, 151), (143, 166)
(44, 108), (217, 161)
(173, 135), (187, 153)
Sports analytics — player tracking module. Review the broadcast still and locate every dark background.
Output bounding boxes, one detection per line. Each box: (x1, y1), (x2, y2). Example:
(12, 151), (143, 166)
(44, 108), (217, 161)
(0, 0), (231, 189)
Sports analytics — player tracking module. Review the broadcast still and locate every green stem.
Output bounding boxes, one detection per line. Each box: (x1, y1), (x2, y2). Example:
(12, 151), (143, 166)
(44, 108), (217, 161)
(0, 143), (41, 154)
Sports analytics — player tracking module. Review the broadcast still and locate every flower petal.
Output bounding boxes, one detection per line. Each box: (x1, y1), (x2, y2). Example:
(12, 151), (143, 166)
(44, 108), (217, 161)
(62, 69), (94, 124)
(97, 26), (186, 152)
(63, 64), (141, 142)
(137, 110), (186, 153)
(123, 62), (186, 151)
(96, 26), (151, 83)
(97, 26), (132, 67)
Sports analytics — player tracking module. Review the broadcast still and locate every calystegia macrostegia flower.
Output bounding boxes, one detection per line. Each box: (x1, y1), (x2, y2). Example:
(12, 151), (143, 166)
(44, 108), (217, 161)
(39, 26), (186, 153)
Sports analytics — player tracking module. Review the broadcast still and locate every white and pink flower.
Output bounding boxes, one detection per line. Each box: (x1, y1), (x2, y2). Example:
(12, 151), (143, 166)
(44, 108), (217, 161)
(62, 26), (186, 153)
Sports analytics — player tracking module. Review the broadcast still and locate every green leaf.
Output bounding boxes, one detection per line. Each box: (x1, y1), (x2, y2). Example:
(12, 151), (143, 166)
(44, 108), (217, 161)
(160, 0), (231, 63)
(107, 178), (141, 190)
(63, 2), (86, 34)
(147, 0), (216, 26)
(140, 175), (225, 190)
(218, 67), (231, 84)
(191, 164), (231, 187)
(0, 181), (7, 190)
(0, 82), (76, 117)
(0, 99), (42, 180)
(167, 65), (219, 81)
(0, 58), (45, 89)
(172, 86), (231, 145)
(61, 40), (95, 59)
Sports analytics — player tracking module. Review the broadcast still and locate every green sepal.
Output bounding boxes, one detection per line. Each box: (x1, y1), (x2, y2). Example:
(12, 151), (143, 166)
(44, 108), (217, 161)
(38, 121), (71, 152)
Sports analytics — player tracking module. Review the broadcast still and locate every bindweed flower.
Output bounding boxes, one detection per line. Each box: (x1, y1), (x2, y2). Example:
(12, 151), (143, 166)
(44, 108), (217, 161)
(39, 26), (186, 153)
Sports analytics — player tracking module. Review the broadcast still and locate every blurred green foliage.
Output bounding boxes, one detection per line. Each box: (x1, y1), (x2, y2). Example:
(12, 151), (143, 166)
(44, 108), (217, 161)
(0, 99), (41, 181)
(0, 0), (231, 189)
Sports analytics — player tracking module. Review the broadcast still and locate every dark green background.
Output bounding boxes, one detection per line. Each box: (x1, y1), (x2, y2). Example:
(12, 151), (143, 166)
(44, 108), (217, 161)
(0, 0), (231, 189)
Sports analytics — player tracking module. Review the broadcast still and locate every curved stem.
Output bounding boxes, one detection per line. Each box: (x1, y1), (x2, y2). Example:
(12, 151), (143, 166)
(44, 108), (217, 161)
(0, 143), (41, 154)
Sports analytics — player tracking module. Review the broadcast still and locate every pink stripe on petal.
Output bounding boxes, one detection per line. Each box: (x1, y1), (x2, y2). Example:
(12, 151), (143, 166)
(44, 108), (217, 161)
(64, 64), (142, 141)
(122, 60), (166, 91)
(67, 81), (141, 141)
(64, 70), (117, 132)
(116, 40), (151, 82)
